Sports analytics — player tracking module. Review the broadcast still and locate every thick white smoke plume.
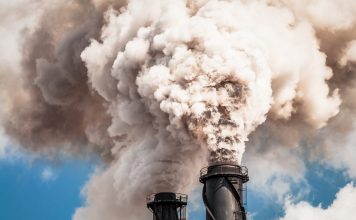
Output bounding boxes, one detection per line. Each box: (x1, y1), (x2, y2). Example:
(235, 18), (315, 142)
(0, 0), (355, 219)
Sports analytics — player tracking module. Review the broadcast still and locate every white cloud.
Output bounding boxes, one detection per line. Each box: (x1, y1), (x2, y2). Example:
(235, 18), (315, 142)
(41, 167), (57, 182)
(244, 141), (308, 202)
(314, 128), (356, 179)
(281, 183), (356, 220)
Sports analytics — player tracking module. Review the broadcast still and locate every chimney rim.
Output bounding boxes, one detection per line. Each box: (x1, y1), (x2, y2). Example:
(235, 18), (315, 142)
(199, 163), (249, 183)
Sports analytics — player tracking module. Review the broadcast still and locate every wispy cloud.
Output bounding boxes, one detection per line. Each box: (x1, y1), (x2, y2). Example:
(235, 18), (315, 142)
(188, 186), (204, 212)
(0, 128), (13, 160)
(41, 167), (57, 182)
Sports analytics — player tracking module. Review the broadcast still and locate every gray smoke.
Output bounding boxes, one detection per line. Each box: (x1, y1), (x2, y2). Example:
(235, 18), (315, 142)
(0, 0), (355, 219)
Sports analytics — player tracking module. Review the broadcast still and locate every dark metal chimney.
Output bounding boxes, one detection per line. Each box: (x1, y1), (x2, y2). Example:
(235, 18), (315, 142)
(147, 192), (188, 220)
(200, 164), (249, 220)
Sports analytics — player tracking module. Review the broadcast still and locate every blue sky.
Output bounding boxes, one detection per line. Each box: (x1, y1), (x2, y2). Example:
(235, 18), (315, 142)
(0, 157), (96, 220)
(0, 154), (352, 220)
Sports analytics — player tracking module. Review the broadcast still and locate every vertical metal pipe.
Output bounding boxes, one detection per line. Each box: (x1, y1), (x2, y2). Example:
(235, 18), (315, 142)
(200, 164), (249, 220)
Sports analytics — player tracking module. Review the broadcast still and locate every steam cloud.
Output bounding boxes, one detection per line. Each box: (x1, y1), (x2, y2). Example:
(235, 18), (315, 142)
(0, 0), (356, 219)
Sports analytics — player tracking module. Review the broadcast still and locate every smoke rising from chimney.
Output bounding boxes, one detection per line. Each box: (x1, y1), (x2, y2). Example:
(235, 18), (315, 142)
(0, 0), (355, 219)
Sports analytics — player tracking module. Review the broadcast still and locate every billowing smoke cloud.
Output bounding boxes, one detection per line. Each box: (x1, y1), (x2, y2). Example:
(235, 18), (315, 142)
(0, 0), (355, 219)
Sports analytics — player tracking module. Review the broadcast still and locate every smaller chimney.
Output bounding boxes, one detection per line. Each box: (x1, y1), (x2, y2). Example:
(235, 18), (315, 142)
(147, 192), (188, 220)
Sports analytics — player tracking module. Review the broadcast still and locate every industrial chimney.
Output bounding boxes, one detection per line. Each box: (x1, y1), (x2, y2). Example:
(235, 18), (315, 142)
(147, 192), (188, 220)
(200, 164), (249, 220)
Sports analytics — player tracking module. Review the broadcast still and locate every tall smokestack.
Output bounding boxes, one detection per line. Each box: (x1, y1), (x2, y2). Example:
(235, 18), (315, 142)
(200, 164), (249, 220)
(146, 192), (188, 220)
